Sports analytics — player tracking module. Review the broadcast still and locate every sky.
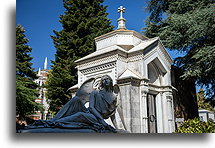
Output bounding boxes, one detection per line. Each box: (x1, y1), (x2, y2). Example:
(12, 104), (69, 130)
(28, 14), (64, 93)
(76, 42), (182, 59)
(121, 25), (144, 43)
(16, 0), (182, 71)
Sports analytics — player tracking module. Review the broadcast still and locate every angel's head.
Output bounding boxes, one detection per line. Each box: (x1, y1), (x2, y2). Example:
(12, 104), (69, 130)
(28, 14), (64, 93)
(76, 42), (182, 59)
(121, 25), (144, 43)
(99, 75), (113, 92)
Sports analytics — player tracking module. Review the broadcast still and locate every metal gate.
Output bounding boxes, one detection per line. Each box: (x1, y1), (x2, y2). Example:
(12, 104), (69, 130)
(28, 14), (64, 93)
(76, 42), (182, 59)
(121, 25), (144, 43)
(147, 94), (157, 133)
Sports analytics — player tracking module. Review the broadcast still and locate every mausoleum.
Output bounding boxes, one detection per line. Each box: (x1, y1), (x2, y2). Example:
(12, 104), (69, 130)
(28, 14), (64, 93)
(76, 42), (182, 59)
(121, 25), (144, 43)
(69, 6), (175, 133)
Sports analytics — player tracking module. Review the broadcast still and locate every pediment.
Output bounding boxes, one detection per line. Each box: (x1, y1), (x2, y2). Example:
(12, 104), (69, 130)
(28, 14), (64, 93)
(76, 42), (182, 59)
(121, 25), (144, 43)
(117, 45), (134, 51)
(118, 69), (143, 80)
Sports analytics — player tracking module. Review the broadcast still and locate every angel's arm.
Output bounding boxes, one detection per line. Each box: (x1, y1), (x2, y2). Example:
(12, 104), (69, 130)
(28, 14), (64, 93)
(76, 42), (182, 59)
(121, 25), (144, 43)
(89, 91), (108, 126)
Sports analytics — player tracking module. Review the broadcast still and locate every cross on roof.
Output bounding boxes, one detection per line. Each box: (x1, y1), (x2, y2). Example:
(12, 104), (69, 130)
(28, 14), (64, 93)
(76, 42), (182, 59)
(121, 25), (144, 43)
(118, 6), (125, 19)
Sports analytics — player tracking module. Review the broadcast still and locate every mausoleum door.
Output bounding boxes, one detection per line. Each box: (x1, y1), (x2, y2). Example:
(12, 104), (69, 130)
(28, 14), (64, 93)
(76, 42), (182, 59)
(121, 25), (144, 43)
(147, 94), (157, 133)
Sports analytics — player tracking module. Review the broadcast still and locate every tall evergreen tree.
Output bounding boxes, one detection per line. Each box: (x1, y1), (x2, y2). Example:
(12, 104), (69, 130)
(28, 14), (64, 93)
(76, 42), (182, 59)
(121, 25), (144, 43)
(143, 0), (215, 99)
(16, 24), (43, 120)
(46, 0), (114, 113)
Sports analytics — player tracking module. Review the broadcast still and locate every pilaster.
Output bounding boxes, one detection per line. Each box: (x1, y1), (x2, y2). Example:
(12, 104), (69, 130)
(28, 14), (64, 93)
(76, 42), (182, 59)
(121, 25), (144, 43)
(166, 92), (175, 132)
(140, 90), (148, 133)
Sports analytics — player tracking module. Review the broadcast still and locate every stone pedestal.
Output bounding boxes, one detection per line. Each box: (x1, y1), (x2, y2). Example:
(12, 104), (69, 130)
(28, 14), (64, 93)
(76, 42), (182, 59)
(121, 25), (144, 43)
(117, 77), (141, 133)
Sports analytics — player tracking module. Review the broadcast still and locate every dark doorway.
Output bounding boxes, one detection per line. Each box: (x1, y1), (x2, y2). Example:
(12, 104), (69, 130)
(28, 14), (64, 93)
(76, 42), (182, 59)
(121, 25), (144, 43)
(147, 94), (157, 133)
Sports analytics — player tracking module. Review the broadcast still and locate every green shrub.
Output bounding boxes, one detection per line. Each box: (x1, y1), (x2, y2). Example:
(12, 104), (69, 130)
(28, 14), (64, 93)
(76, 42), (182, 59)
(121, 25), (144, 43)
(175, 118), (215, 133)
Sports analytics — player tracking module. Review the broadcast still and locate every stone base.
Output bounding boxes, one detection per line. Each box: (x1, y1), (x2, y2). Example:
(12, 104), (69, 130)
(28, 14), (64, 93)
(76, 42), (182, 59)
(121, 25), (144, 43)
(18, 128), (100, 133)
(18, 128), (129, 133)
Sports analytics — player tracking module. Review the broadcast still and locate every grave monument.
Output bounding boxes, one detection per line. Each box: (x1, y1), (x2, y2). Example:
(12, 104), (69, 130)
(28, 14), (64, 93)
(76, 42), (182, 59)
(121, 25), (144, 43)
(69, 6), (175, 133)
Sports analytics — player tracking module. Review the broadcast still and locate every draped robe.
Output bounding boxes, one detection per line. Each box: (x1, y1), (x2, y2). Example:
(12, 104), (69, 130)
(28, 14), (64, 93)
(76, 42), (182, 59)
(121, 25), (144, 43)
(29, 90), (117, 132)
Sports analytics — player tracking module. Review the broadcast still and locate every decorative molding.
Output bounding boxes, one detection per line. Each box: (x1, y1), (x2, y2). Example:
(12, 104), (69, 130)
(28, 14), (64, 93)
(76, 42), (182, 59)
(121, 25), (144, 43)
(78, 55), (117, 70)
(148, 83), (173, 93)
(80, 62), (116, 75)
(117, 53), (144, 63)
(140, 79), (149, 86)
(143, 46), (158, 61)
(156, 47), (172, 69)
(85, 70), (113, 81)
(166, 96), (173, 102)
(143, 44), (171, 71)
(117, 55), (127, 62)
(141, 90), (148, 97)
(77, 52), (145, 72)
(157, 40), (173, 63)
(95, 30), (147, 42)
(128, 54), (144, 62)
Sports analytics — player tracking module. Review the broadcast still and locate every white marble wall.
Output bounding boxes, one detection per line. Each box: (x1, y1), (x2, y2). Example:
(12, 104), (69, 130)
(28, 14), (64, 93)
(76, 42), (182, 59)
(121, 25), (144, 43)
(119, 84), (132, 132)
(74, 32), (175, 133)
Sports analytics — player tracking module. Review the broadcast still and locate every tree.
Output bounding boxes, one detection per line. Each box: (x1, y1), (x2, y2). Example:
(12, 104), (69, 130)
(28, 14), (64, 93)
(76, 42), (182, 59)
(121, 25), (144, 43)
(143, 0), (215, 100)
(197, 88), (214, 112)
(46, 0), (114, 113)
(16, 24), (43, 120)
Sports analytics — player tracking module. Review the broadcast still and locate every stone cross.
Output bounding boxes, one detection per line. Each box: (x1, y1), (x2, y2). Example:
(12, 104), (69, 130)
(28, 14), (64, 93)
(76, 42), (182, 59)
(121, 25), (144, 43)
(117, 6), (126, 29)
(118, 6), (125, 19)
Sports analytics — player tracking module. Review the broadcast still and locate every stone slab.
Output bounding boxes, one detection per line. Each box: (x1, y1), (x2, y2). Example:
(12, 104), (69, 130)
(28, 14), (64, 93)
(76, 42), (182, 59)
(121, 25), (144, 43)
(18, 128), (100, 133)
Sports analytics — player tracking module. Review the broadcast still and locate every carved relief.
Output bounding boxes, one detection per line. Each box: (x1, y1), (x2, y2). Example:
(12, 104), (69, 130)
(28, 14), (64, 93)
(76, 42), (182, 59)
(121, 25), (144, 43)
(78, 55), (117, 70)
(128, 54), (144, 62)
(80, 62), (116, 74)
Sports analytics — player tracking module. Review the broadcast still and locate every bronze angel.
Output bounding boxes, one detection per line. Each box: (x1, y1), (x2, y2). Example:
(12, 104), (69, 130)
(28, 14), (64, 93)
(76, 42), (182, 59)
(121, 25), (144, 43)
(27, 75), (125, 133)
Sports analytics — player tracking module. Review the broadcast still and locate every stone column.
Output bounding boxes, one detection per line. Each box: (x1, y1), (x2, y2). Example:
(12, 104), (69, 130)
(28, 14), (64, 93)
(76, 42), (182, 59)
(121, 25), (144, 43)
(155, 93), (164, 133)
(161, 92), (169, 133)
(140, 91), (148, 133)
(166, 93), (175, 133)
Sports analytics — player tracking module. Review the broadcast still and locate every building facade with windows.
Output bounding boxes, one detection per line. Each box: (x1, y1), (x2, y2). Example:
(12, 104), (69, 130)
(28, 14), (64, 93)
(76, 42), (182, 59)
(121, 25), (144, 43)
(31, 57), (50, 120)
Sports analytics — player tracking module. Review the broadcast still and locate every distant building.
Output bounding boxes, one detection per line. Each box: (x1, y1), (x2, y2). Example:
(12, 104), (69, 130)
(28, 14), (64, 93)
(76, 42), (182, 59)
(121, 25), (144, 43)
(31, 57), (50, 120)
(198, 109), (215, 122)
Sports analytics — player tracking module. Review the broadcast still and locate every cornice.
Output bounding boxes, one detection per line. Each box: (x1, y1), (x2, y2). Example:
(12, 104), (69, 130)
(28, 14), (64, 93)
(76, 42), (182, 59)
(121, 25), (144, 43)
(95, 29), (148, 42)
(148, 83), (173, 93)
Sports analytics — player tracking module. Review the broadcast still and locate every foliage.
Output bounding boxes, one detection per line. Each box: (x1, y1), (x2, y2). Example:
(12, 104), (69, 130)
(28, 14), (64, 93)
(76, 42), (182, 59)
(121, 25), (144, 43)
(197, 88), (214, 112)
(16, 24), (37, 79)
(46, 0), (114, 112)
(175, 118), (215, 133)
(144, 0), (215, 100)
(16, 76), (44, 120)
(16, 24), (43, 120)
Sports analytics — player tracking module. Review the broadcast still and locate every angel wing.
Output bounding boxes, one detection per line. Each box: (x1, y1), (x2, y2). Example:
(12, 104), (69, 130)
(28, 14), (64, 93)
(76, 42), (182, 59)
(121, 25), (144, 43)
(75, 78), (95, 104)
(51, 78), (95, 121)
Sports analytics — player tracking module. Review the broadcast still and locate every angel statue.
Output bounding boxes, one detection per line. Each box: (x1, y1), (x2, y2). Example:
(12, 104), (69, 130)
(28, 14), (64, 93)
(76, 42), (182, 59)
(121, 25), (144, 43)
(24, 75), (124, 133)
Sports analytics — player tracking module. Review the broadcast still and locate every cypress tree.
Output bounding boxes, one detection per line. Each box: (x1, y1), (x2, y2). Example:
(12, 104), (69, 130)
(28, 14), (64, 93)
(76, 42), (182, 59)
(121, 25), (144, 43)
(16, 24), (43, 120)
(46, 0), (114, 113)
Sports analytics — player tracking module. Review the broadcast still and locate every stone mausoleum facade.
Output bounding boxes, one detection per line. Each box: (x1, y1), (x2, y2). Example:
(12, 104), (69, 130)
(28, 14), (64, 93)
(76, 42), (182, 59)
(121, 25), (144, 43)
(70, 6), (175, 133)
